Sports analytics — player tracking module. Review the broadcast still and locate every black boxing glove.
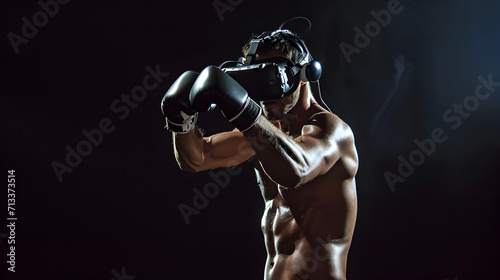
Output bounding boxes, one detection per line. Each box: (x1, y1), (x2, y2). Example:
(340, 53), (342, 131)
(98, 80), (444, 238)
(161, 71), (199, 134)
(189, 66), (261, 132)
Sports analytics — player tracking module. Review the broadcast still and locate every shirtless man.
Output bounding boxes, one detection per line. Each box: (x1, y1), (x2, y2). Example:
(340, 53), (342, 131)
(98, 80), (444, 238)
(161, 28), (358, 280)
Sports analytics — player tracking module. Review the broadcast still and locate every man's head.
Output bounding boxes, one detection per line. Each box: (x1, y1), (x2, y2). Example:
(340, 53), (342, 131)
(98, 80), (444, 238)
(241, 30), (308, 66)
(241, 31), (311, 120)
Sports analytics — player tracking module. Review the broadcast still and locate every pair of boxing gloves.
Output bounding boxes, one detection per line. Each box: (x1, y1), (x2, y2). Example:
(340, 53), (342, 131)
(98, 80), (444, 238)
(161, 66), (262, 134)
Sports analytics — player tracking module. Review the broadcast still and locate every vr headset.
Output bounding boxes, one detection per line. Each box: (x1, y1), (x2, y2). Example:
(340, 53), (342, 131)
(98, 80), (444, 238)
(221, 18), (323, 102)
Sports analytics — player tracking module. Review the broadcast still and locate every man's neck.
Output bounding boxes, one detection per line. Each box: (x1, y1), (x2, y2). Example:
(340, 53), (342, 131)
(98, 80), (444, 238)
(282, 83), (316, 133)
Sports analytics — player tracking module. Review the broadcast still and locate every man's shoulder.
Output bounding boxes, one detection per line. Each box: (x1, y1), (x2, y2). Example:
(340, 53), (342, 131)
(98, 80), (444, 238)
(309, 110), (358, 175)
(306, 109), (354, 139)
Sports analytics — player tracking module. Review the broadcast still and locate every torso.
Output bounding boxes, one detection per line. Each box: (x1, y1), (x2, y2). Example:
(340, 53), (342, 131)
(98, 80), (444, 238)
(254, 113), (358, 280)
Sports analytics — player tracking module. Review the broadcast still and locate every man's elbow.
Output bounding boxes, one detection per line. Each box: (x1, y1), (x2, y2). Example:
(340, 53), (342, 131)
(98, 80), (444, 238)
(280, 163), (318, 189)
(276, 168), (305, 189)
(178, 163), (198, 173)
(175, 156), (203, 173)
(284, 177), (302, 189)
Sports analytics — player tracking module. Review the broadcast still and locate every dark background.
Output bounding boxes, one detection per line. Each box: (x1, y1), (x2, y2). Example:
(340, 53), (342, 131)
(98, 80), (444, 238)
(1, 0), (499, 279)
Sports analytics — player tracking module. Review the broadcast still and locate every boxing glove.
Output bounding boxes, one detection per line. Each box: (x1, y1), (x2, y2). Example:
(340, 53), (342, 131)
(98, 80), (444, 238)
(161, 71), (199, 134)
(189, 66), (261, 132)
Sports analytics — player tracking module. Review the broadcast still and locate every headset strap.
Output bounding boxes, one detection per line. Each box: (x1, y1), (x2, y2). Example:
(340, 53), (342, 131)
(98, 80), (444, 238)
(244, 29), (310, 65)
(290, 65), (301, 76)
(244, 38), (261, 65)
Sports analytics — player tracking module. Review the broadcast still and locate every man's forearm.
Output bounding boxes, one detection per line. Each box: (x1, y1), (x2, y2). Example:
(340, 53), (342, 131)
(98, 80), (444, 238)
(173, 127), (205, 171)
(243, 116), (309, 188)
(173, 126), (256, 172)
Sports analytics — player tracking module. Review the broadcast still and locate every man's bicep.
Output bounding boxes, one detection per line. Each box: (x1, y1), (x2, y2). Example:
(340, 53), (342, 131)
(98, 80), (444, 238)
(202, 131), (255, 169)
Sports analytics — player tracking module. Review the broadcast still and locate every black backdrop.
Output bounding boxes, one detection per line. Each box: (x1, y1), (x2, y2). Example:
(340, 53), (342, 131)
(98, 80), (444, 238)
(1, 0), (499, 279)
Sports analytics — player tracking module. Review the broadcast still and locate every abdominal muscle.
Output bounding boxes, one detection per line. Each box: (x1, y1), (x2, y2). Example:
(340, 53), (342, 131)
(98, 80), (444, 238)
(261, 197), (348, 280)
(257, 166), (353, 280)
